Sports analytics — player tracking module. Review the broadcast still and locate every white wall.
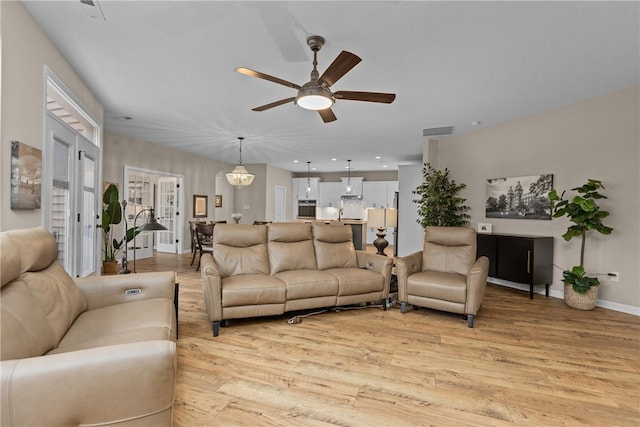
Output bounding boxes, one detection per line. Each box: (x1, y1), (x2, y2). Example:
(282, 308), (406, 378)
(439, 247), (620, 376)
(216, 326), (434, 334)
(0, 1), (103, 231)
(436, 85), (639, 312)
(397, 164), (423, 256)
(103, 132), (234, 253)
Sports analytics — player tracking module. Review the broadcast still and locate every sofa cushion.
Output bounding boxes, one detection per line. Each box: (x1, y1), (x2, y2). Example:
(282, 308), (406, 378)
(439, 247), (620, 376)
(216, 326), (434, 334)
(267, 223), (317, 274)
(22, 263), (88, 344)
(311, 224), (358, 270)
(213, 224), (270, 276)
(48, 298), (175, 354)
(273, 270), (339, 299)
(1, 279), (57, 360)
(423, 227), (476, 276)
(0, 228), (87, 360)
(326, 268), (385, 296)
(221, 274), (286, 307)
(407, 270), (467, 304)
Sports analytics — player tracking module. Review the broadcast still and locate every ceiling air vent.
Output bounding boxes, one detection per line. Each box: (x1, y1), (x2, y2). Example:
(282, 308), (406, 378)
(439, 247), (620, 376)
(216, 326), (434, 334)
(423, 126), (455, 136)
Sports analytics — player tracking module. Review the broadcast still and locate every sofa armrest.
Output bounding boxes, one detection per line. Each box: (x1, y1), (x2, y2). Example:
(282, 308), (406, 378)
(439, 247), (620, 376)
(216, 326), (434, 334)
(1, 340), (176, 427)
(395, 251), (423, 302)
(200, 253), (223, 322)
(356, 251), (394, 297)
(465, 256), (490, 316)
(75, 271), (176, 310)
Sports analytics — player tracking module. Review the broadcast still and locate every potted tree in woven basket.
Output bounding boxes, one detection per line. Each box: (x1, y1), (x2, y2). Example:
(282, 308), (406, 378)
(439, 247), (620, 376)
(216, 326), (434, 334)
(549, 179), (613, 310)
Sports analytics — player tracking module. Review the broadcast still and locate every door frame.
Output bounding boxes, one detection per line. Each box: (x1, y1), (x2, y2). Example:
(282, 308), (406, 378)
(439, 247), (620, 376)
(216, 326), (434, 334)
(42, 68), (101, 277)
(123, 166), (184, 255)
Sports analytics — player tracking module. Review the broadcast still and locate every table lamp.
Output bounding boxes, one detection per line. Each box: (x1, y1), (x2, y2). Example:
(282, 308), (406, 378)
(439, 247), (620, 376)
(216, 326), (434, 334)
(367, 208), (397, 256)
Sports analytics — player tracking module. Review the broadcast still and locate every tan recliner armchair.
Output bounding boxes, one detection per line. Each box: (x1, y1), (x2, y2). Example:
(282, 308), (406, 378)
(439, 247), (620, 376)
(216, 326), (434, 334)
(396, 226), (489, 327)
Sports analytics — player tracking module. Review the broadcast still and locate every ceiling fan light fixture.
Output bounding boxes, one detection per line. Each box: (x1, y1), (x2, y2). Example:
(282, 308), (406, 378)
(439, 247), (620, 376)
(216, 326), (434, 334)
(296, 85), (334, 111)
(226, 137), (255, 187)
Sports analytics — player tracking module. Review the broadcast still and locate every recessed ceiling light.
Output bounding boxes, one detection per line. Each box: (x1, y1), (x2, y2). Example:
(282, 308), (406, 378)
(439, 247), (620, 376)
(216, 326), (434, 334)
(375, 156), (381, 160)
(114, 115), (133, 121)
(331, 158), (337, 161)
(382, 164), (388, 168)
(472, 121), (482, 126)
(311, 167), (316, 171)
(293, 160), (299, 163)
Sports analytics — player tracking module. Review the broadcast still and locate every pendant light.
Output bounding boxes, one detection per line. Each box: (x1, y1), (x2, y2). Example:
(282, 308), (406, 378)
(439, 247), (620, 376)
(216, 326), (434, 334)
(306, 161), (312, 194)
(226, 137), (255, 187)
(345, 159), (353, 194)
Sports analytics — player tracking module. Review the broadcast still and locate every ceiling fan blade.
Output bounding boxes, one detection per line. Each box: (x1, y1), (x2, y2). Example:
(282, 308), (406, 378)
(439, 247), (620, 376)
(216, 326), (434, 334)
(318, 51), (361, 87)
(236, 67), (301, 90)
(334, 91), (396, 104)
(252, 97), (296, 111)
(318, 108), (337, 123)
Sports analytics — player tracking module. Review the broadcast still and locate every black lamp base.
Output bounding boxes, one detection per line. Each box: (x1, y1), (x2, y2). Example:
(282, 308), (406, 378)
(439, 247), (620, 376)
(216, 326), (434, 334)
(119, 257), (131, 274)
(373, 227), (389, 256)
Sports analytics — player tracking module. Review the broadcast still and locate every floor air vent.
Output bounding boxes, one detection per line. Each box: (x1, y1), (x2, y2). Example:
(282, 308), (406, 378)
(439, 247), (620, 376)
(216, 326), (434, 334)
(423, 126), (455, 136)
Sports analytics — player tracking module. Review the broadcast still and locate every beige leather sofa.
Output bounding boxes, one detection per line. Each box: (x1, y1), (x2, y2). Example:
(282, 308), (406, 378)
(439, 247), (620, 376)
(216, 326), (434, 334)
(1, 227), (177, 426)
(396, 226), (489, 327)
(200, 222), (393, 336)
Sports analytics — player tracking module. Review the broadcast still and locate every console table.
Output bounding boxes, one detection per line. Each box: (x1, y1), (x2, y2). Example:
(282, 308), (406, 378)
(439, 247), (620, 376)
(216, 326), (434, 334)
(477, 233), (553, 299)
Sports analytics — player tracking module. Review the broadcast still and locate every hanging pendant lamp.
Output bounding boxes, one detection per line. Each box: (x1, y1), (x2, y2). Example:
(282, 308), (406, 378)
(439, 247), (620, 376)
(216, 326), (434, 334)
(345, 159), (353, 194)
(226, 137), (255, 187)
(306, 161), (312, 194)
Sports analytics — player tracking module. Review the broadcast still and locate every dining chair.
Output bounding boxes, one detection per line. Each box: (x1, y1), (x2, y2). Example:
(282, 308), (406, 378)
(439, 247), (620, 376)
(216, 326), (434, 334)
(195, 223), (214, 271)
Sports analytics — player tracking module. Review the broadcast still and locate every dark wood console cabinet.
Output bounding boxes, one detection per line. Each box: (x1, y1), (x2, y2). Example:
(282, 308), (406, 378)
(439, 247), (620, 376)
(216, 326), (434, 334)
(477, 233), (553, 299)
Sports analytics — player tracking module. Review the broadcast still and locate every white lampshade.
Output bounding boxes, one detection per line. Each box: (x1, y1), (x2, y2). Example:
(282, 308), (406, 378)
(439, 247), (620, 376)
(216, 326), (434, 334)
(367, 208), (397, 228)
(296, 93), (334, 110)
(367, 208), (386, 228)
(296, 85), (334, 110)
(385, 208), (398, 228)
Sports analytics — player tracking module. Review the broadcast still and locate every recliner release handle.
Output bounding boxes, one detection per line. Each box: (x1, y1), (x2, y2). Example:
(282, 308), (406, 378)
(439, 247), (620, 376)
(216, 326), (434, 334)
(125, 288), (142, 296)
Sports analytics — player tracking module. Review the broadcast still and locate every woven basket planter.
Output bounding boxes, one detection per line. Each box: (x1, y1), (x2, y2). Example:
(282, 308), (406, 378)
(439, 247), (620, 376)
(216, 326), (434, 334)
(564, 283), (598, 310)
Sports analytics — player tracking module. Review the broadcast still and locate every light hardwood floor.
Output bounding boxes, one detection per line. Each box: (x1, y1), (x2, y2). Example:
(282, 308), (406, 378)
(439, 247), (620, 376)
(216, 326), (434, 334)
(134, 251), (640, 426)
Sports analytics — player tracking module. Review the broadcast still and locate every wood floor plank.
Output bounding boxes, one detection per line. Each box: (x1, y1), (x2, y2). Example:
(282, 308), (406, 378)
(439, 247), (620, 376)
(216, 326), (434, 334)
(133, 252), (640, 426)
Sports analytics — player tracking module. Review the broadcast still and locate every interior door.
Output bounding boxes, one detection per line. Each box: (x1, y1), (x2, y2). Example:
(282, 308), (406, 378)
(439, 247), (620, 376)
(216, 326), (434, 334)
(45, 113), (100, 277)
(274, 185), (286, 222)
(156, 177), (178, 253)
(126, 174), (153, 260)
(76, 137), (100, 277)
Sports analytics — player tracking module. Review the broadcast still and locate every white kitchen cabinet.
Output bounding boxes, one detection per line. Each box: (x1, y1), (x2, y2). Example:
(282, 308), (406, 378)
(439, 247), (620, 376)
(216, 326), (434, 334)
(318, 182), (342, 207)
(362, 181), (398, 209)
(295, 177), (320, 200)
(341, 177), (363, 196)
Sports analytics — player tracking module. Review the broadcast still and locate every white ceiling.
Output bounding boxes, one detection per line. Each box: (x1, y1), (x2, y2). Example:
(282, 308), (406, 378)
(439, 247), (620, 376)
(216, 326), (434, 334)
(22, 1), (639, 173)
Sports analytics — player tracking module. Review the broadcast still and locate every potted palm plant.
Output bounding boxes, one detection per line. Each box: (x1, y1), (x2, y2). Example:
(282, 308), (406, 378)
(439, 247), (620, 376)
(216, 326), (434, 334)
(549, 179), (613, 309)
(102, 184), (139, 274)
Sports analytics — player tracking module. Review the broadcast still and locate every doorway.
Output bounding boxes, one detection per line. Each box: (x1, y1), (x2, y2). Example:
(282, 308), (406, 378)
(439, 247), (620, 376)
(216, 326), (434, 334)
(43, 69), (101, 278)
(124, 166), (184, 258)
(275, 185), (286, 222)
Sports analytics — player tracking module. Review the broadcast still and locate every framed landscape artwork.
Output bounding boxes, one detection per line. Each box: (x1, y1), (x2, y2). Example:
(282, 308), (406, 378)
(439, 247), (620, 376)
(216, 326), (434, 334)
(10, 141), (42, 209)
(485, 174), (553, 220)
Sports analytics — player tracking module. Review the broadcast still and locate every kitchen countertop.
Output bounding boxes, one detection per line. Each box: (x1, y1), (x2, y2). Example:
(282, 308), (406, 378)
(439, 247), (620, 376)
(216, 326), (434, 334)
(298, 218), (367, 224)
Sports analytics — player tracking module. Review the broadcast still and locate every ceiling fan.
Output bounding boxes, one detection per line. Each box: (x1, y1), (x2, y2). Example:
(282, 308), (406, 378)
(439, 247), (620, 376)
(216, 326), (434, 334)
(236, 35), (396, 123)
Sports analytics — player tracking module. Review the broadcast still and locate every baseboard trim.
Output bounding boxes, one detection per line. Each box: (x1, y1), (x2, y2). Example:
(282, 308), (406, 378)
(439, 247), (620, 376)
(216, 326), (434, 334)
(487, 278), (639, 316)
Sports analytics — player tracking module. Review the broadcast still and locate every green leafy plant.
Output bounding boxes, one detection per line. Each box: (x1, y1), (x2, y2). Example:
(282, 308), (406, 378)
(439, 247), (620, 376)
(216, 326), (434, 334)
(413, 163), (470, 228)
(549, 179), (613, 294)
(102, 184), (139, 263)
